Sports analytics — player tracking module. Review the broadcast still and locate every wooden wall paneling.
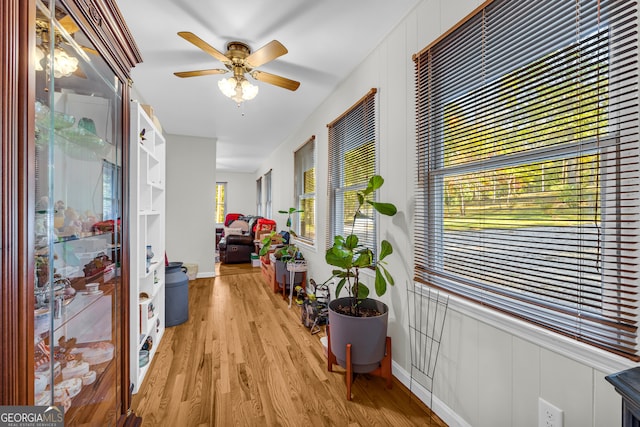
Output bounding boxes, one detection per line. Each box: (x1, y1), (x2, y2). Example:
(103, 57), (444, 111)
(0, 0), (34, 405)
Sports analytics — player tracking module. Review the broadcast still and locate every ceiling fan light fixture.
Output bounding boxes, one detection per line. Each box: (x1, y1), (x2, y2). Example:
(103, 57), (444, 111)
(240, 79), (259, 100)
(218, 76), (258, 103)
(51, 47), (79, 78)
(34, 45), (79, 78)
(218, 77), (237, 98)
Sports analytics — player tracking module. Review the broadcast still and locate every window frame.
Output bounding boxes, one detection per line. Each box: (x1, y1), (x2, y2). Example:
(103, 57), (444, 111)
(413, 0), (640, 362)
(294, 136), (316, 245)
(215, 181), (227, 225)
(264, 170), (272, 219)
(327, 88), (378, 255)
(256, 177), (262, 217)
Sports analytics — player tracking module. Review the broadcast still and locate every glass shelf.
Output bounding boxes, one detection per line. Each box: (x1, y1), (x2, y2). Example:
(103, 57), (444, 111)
(34, 283), (114, 346)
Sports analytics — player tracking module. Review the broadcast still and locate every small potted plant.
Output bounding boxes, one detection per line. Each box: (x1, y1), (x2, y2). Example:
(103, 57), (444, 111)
(259, 208), (305, 290)
(324, 175), (397, 374)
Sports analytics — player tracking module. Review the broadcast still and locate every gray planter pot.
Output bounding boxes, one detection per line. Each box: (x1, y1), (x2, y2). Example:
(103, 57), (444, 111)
(328, 297), (389, 373)
(274, 260), (304, 285)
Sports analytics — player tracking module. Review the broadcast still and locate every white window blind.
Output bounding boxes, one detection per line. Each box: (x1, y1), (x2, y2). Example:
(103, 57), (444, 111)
(414, 0), (640, 360)
(328, 88), (378, 252)
(265, 170), (272, 219)
(256, 177), (262, 216)
(294, 136), (316, 242)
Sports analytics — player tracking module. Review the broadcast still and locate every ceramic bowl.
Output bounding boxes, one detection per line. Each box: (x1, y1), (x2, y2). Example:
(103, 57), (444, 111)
(139, 350), (149, 367)
(85, 283), (99, 293)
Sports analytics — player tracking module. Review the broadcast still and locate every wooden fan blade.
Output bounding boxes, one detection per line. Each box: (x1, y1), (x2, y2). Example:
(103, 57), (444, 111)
(73, 66), (87, 79)
(245, 40), (287, 69)
(251, 70), (300, 91)
(82, 45), (99, 56)
(59, 15), (79, 34)
(174, 69), (228, 78)
(177, 32), (229, 64)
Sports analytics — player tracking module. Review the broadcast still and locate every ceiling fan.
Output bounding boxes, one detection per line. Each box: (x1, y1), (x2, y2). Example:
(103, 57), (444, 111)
(174, 32), (300, 103)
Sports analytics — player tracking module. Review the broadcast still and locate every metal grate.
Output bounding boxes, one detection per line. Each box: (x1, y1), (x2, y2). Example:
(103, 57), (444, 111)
(407, 283), (449, 425)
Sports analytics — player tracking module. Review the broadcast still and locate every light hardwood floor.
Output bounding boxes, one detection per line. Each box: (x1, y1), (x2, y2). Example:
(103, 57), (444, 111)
(131, 263), (446, 426)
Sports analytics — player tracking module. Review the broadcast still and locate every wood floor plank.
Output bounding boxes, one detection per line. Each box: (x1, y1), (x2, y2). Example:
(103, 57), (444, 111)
(131, 265), (447, 426)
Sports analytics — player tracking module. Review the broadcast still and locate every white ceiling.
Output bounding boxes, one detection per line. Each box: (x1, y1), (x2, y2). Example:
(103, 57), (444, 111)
(116, 0), (419, 173)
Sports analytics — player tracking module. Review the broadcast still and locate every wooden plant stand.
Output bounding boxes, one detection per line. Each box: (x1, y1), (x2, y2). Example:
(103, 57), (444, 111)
(326, 325), (393, 401)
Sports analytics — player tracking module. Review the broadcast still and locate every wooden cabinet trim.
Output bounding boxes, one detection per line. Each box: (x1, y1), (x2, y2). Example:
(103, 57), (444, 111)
(0, 0), (35, 405)
(1, 0), (140, 416)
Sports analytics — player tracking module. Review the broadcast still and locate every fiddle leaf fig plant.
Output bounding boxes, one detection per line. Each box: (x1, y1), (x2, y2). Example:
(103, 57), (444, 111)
(325, 175), (397, 316)
(282, 207), (302, 229)
(258, 207), (303, 261)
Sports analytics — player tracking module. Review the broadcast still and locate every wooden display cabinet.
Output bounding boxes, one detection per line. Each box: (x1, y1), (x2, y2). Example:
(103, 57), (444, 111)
(0, 0), (142, 423)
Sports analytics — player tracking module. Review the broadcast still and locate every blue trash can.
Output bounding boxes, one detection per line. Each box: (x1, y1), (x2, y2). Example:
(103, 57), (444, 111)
(165, 262), (189, 327)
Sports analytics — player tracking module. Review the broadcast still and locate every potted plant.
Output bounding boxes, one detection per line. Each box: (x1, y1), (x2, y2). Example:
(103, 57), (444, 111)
(259, 208), (305, 289)
(324, 175), (397, 374)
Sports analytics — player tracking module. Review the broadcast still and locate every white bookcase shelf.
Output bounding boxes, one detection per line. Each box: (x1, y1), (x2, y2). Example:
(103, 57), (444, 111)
(130, 101), (166, 393)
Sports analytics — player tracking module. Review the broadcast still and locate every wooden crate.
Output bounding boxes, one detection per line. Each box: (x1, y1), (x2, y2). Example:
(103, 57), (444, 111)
(260, 260), (277, 292)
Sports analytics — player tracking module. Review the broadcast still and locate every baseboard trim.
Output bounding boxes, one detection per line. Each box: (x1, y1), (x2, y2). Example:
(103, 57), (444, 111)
(196, 272), (216, 278)
(392, 361), (471, 427)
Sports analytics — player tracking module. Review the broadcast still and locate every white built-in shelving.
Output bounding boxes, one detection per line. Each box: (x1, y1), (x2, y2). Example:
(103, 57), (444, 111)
(129, 101), (166, 393)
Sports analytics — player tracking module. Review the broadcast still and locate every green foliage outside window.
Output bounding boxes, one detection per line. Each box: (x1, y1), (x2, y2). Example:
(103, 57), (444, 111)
(342, 141), (375, 228)
(215, 183), (226, 224)
(442, 47), (607, 231)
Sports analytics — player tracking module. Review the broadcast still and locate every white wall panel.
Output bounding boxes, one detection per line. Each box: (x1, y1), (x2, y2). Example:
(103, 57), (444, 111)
(250, 1), (628, 426)
(477, 322), (513, 427)
(440, 0), (482, 34)
(166, 134), (216, 277)
(436, 308), (479, 425)
(540, 349), (593, 427)
(415, 0), (442, 49)
(512, 337), (540, 427)
(217, 171), (262, 217)
(594, 369), (621, 426)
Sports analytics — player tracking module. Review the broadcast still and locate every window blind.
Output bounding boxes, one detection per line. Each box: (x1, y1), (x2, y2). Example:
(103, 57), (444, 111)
(256, 177), (262, 216)
(414, 0), (640, 360)
(294, 136), (316, 242)
(265, 170), (272, 219)
(327, 89), (378, 252)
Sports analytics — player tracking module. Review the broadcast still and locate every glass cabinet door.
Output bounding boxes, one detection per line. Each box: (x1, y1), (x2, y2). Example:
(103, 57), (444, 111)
(34, 1), (123, 423)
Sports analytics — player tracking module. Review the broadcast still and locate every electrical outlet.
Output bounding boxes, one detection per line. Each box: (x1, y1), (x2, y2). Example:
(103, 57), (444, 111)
(538, 397), (564, 427)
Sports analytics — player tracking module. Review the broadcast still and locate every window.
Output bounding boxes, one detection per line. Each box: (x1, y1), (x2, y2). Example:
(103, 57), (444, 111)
(102, 160), (120, 221)
(328, 89), (377, 252)
(265, 170), (272, 219)
(256, 177), (263, 216)
(294, 136), (316, 242)
(414, 0), (639, 360)
(215, 182), (227, 224)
